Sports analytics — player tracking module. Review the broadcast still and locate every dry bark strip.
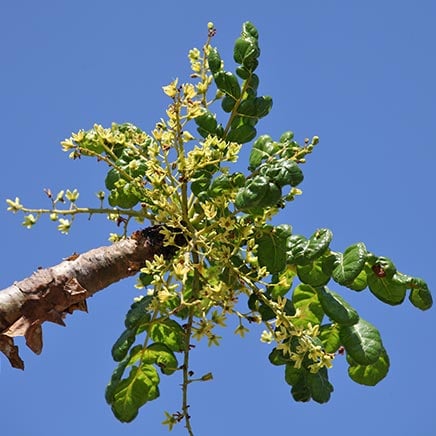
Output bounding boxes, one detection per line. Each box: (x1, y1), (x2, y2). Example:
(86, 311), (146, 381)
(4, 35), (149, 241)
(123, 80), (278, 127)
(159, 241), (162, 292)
(0, 226), (174, 369)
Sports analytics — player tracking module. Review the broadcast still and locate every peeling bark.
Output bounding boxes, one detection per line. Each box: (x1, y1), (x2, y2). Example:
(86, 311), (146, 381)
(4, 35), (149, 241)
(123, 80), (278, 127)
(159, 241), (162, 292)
(0, 226), (176, 369)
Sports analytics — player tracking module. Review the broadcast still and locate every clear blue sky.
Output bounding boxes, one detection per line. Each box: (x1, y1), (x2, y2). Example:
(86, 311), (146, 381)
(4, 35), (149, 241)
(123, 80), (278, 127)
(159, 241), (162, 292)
(1, 1), (435, 435)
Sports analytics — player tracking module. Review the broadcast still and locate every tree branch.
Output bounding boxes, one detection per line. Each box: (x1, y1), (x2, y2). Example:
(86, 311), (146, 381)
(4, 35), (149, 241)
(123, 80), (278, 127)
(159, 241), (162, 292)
(0, 226), (173, 370)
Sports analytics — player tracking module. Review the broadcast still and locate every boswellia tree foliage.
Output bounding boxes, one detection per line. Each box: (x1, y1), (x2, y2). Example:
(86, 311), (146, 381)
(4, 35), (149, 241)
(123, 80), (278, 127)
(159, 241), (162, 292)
(1, 22), (432, 434)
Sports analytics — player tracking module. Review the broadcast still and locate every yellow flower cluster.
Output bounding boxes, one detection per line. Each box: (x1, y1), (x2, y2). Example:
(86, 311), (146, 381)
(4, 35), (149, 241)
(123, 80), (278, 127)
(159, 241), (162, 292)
(274, 316), (335, 373)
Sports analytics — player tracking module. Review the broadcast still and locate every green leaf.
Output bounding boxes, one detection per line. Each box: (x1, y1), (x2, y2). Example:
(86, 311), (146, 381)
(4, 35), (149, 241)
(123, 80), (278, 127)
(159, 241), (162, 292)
(237, 96), (273, 119)
(290, 373), (311, 402)
(150, 319), (186, 352)
(409, 281), (433, 310)
(248, 134), (278, 170)
(297, 258), (331, 287)
(226, 124), (257, 144)
(256, 226), (289, 274)
(307, 229), (333, 258)
(340, 318), (383, 365)
(285, 363), (303, 385)
(279, 131), (294, 143)
(307, 367), (334, 404)
(292, 284), (324, 327)
(258, 303), (276, 322)
(367, 272), (407, 305)
(207, 47), (222, 74)
(105, 357), (130, 404)
(213, 71), (241, 99)
(287, 229), (332, 265)
(194, 111), (218, 137)
(269, 348), (290, 366)
(332, 242), (367, 285)
(347, 346), (390, 386)
(112, 329), (136, 362)
(107, 185), (141, 209)
(124, 296), (152, 330)
(233, 22), (260, 71)
(236, 66), (250, 79)
(191, 169), (213, 196)
(317, 287), (359, 326)
(110, 364), (160, 423)
(347, 269), (368, 291)
(269, 265), (297, 299)
(319, 323), (341, 354)
(143, 343), (178, 375)
(370, 256), (397, 279)
(221, 95), (236, 112)
(234, 175), (282, 212)
(259, 159), (304, 188)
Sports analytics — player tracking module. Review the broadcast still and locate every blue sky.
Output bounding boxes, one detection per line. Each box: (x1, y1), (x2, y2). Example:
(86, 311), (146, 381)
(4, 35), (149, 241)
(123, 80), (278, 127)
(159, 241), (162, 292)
(1, 1), (435, 435)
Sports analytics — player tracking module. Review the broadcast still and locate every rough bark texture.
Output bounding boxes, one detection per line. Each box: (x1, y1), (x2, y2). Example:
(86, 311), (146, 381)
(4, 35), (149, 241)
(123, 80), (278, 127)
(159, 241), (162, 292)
(0, 226), (175, 369)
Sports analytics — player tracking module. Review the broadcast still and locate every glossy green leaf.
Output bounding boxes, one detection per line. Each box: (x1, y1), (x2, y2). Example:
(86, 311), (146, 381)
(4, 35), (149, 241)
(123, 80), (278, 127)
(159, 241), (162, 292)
(256, 226), (289, 273)
(194, 111), (217, 137)
(110, 364), (160, 423)
(112, 329), (136, 362)
(292, 284), (324, 327)
(307, 367), (334, 404)
(207, 47), (222, 74)
(269, 348), (290, 366)
(317, 287), (359, 326)
(221, 95), (236, 112)
(213, 71), (241, 99)
(297, 258), (331, 287)
(339, 318), (382, 365)
(409, 279), (433, 310)
(191, 170), (212, 196)
(143, 343), (178, 375)
(233, 22), (260, 71)
(347, 269), (368, 291)
(226, 124), (257, 144)
(259, 159), (304, 188)
(319, 323), (341, 354)
(307, 229), (333, 258)
(370, 256), (397, 279)
(124, 296), (152, 330)
(367, 272), (407, 305)
(107, 185), (141, 209)
(347, 347), (390, 386)
(234, 175), (282, 212)
(105, 357), (130, 404)
(332, 242), (367, 285)
(248, 134), (278, 170)
(290, 374), (311, 402)
(258, 303), (276, 321)
(237, 96), (273, 119)
(279, 131), (294, 142)
(150, 319), (185, 352)
(287, 229), (332, 265)
(285, 363), (303, 385)
(236, 66), (250, 79)
(269, 265), (297, 299)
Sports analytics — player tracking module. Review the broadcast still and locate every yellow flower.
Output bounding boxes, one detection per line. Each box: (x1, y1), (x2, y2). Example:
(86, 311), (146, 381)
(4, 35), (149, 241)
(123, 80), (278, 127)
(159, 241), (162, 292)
(260, 330), (273, 343)
(22, 214), (37, 229)
(6, 197), (23, 213)
(182, 83), (196, 100)
(61, 138), (75, 151)
(71, 129), (85, 142)
(57, 218), (71, 234)
(188, 48), (200, 61)
(182, 130), (195, 142)
(162, 79), (178, 98)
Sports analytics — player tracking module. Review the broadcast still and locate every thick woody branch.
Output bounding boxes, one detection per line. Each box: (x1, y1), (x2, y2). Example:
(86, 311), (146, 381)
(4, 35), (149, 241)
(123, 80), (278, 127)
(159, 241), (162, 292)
(0, 226), (180, 369)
